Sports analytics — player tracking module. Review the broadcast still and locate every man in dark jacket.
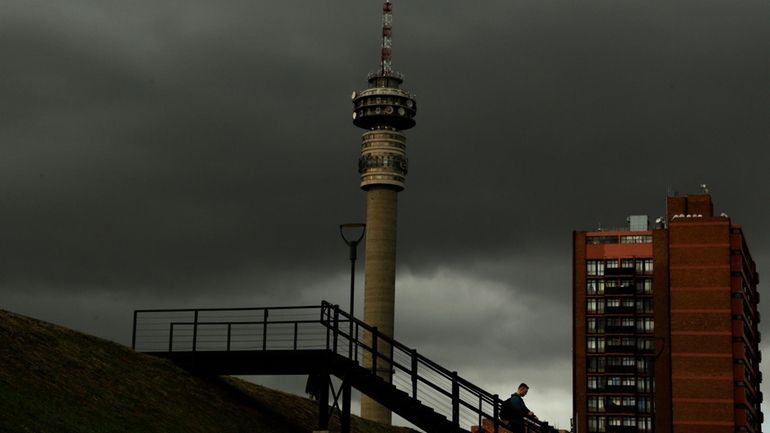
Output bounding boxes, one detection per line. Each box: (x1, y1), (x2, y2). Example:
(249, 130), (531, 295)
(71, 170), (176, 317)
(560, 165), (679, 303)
(500, 383), (537, 433)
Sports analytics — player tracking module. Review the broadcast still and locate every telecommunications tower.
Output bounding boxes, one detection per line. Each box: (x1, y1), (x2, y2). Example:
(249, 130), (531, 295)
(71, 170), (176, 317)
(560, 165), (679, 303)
(351, 0), (416, 424)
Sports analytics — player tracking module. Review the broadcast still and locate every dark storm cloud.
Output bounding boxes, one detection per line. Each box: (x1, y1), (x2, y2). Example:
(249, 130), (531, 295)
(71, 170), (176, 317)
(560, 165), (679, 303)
(0, 0), (377, 293)
(396, 0), (770, 262)
(2, 0), (769, 426)
(3, 0), (768, 294)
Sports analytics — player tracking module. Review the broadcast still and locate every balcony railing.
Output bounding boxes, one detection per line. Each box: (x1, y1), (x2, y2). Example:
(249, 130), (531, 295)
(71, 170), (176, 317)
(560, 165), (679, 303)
(605, 267), (636, 277)
(605, 345), (635, 354)
(605, 326), (636, 334)
(605, 286), (636, 296)
(605, 385), (636, 393)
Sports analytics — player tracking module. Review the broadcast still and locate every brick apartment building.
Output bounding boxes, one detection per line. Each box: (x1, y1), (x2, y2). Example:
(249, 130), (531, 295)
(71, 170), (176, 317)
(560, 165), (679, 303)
(573, 193), (762, 433)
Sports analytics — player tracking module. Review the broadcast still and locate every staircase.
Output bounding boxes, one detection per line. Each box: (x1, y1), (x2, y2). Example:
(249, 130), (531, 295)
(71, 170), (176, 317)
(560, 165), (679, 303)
(342, 360), (466, 433)
(132, 301), (557, 433)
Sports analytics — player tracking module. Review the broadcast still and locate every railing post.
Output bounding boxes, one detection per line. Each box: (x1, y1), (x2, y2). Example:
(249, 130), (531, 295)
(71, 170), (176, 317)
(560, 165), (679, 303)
(451, 371), (460, 427)
(411, 349), (418, 398)
(227, 323), (232, 352)
(348, 313), (353, 360)
(333, 306), (339, 353)
(169, 323), (175, 352)
(262, 308), (268, 350)
(326, 318), (331, 350)
(493, 394), (500, 433)
(478, 393), (483, 430)
(131, 311), (138, 350)
(192, 310), (199, 352)
(371, 326), (378, 375)
(354, 323), (360, 362)
(293, 322), (299, 350)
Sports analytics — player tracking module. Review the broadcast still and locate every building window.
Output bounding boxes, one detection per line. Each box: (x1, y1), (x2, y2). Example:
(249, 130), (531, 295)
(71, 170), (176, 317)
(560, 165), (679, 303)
(587, 337), (605, 353)
(588, 376), (605, 390)
(637, 357), (653, 373)
(636, 299), (654, 314)
(637, 278), (653, 294)
(621, 259), (635, 269)
(607, 397), (635, 410)
(588, 416), (606, 432)
(638, 416), (652, 431)
(587, 279), (604, 295)
(607, 318), (634, 329)
(606, 259), (619, 269)
(637, 338), (655, 352)
(620, 235), (652, 244)
(637, 397), (652, 413)
(606, 298), (620, 308)
(637, 318), (654, 333)
(622, 417), (637, 427)
(588, 396), (605, 413)
(588, 236), (618, 245)
(587, 318), (605, 333)
(637, 377), (654, 393)
(636, 259), (653, 274)
(605, 356), (635, 368)
(587, 260), (605, 276)
(587, 357), (606, 372)
(587, 299), (604, 314)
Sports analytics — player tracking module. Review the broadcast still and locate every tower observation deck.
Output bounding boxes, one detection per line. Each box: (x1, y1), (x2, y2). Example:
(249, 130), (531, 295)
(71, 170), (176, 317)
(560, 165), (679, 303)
(352, 2), (416, 191)
(351, 0), (416, 425)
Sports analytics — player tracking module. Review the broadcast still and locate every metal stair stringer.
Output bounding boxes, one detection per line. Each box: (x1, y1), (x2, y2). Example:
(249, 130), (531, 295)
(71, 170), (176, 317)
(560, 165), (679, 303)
(329, 356), (468, 433)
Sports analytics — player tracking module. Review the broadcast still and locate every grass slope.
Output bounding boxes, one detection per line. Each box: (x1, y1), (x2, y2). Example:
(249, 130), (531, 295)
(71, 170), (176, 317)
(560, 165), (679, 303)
(0, 309), (415, 433)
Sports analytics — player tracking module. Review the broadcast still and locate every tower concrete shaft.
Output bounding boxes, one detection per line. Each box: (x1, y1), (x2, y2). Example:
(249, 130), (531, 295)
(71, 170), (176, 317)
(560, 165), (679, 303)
(360, 187), (398, 423)
(350, 0), (416, 425)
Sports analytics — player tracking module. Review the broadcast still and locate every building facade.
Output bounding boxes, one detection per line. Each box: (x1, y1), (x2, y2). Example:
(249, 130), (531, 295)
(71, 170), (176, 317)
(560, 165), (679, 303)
(573, 193), (762, 433)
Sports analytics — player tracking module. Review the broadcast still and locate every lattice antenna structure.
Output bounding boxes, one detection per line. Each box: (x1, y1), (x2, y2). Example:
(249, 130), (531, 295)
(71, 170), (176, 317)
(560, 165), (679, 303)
(380, 0), (393, 76)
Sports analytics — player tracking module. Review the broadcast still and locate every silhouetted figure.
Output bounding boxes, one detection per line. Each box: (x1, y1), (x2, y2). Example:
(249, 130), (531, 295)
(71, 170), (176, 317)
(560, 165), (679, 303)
(305, 374), (326, 400)
(500, 383), (538, 433)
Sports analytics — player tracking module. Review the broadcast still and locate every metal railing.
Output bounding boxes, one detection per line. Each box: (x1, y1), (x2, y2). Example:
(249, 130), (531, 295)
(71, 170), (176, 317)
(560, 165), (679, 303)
(132, 302), (555, 433)
(132, 305), (325, 353)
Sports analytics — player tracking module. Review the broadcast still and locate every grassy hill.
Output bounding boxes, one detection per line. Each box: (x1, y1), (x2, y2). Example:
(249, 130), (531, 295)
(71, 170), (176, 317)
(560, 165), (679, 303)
(0, 309), (416, 433)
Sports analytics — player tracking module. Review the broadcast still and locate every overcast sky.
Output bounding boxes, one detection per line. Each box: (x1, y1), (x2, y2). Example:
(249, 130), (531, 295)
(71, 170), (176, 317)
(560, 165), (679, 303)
(2, 0), (769, 430)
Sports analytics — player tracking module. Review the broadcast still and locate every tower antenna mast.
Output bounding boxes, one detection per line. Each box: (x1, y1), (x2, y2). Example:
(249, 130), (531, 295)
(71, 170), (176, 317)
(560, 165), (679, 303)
(380, 0), (393, 76)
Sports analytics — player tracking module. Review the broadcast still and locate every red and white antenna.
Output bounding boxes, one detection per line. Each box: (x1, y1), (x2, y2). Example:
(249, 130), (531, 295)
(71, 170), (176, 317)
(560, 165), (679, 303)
(380, 0), (393, 76)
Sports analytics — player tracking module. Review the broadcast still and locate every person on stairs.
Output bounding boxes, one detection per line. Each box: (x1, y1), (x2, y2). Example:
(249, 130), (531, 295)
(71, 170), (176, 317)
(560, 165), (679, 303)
(500, 383), (538, 433)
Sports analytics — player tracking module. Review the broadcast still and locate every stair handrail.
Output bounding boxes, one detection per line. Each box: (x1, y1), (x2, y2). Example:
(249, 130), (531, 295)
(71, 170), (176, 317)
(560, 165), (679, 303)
(319, 301), (556, 433)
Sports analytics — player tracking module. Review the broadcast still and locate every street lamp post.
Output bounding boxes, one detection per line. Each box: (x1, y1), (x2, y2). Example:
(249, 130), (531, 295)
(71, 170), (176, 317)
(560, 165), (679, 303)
(339, 223), (366, 358)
